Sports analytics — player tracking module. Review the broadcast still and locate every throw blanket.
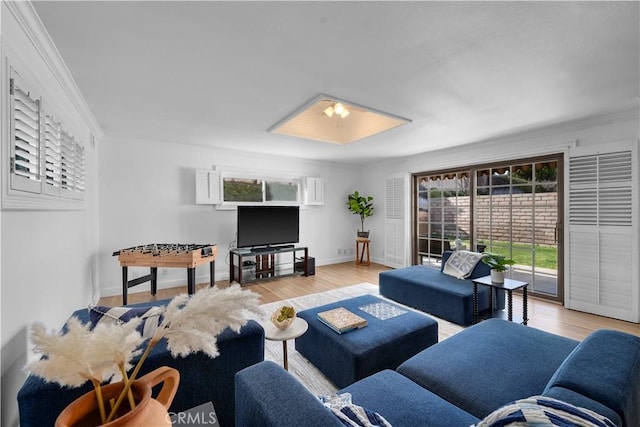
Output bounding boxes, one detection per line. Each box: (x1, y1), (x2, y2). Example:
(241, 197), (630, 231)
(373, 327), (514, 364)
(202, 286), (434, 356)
(442, 250), (484, 279)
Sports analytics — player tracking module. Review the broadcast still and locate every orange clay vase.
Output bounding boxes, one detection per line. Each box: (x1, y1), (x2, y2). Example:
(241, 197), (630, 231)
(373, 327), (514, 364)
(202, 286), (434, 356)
(55, 366), (180, 427)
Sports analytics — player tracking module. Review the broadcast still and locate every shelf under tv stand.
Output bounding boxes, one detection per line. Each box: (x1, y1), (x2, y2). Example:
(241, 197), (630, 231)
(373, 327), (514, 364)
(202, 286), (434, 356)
(229, 246), (309, 285)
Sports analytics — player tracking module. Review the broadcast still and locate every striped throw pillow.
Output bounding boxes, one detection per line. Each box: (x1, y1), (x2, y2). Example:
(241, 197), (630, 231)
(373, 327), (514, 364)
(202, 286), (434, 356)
(474, 396), (615, 427)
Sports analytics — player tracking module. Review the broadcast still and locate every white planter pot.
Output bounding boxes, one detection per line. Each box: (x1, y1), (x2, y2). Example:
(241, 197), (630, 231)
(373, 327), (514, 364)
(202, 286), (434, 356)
(490, 269), (505, 283)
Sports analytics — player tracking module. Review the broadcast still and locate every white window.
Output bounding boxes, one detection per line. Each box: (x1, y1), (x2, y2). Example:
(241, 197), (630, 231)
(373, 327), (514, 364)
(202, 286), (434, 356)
(220, 171), (302, 205)
(5, 65), (86, 208)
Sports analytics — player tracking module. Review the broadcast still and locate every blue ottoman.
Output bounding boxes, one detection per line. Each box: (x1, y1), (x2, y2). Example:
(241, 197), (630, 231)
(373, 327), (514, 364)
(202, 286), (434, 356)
(295, 294), (438, 388)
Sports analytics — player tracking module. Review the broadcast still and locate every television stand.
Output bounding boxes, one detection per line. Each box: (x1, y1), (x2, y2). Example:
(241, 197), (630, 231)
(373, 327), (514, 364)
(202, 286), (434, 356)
(229, 246), (309, 285)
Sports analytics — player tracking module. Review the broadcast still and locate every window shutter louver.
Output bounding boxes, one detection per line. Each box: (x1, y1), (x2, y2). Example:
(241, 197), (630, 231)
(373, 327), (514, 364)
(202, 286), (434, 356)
(10, 69), (42, 193)
(567, 144), (638, 323)
(74, 142), (86, 199)
(60, 130), (75, 194)
(385, 175), (407, 268)
(43, 115), (62, 196)
(5, 63), (87, 208)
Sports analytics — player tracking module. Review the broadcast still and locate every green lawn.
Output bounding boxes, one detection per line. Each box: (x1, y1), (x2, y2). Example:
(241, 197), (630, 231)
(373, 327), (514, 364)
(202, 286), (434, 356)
(482, 241), (557, 270)
(461, 240), (557, 269)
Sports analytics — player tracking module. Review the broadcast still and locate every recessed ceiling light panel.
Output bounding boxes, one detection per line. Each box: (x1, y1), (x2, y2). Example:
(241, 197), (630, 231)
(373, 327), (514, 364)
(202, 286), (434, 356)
(269, 94), (411, 144)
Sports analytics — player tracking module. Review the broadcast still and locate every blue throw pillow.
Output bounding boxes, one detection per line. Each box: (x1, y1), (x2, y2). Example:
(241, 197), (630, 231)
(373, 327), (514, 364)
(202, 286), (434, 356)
(474, 396), (615, 427)
(89, 305), (163, 339)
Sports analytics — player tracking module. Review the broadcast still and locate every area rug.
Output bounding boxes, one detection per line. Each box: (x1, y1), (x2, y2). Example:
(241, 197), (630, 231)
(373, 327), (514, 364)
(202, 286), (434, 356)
(257, 282), (464, 395)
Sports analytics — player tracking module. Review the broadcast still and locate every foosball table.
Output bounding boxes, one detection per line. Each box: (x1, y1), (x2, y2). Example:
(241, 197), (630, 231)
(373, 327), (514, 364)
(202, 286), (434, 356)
(113, 243), (218, 305)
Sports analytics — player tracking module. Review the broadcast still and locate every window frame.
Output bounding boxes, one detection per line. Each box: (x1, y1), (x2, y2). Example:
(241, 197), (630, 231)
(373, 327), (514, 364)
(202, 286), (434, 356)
(218, 168), (303, 207)
(3, 60), (86, 210)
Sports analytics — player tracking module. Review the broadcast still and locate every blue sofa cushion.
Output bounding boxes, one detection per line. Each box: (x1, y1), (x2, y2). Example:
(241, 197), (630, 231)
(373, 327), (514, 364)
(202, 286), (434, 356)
(235, 361), (342, 427)
(397, 319), (579, 419)
(473, 395), (616, 427)
(544, 329), (640, 427)
(379, 265), (495, 326)
(340, 369), (480, 427)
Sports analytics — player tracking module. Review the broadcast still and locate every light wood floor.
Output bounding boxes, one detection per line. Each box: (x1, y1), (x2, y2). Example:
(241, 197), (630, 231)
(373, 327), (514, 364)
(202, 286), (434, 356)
(99, 262), (640, 342)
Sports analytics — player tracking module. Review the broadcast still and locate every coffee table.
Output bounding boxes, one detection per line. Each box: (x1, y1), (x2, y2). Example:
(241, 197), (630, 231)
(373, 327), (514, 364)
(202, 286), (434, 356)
(472, 275), (528, 325)
(263, 317), (308, 371)
(295, 294), (438, 388)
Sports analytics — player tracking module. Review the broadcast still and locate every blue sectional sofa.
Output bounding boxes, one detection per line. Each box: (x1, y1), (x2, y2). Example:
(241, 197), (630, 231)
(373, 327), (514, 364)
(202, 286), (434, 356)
(235, 319), (640, 427)
(17, 299), (265, 427)
(379, 251), (504, 326)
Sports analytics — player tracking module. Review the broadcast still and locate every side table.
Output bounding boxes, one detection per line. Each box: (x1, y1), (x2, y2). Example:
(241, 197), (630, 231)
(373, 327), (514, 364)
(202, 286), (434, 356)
(263, 317), (308, 370)
(356, 238), (370, 265)
(471, 275), (528, 325)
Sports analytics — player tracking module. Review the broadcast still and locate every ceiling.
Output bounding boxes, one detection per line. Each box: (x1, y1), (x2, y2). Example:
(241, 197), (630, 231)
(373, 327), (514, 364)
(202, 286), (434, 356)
(32, 1), (639, 164)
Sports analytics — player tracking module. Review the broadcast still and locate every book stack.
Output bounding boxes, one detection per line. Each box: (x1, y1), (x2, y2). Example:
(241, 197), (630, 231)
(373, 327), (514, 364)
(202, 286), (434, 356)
(317, 307), (368, 334)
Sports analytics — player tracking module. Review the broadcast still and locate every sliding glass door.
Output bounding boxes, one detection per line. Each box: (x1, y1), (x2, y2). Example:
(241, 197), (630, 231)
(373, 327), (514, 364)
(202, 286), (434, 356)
(415, 171), (471, 267)
(413, 154), (563, 301)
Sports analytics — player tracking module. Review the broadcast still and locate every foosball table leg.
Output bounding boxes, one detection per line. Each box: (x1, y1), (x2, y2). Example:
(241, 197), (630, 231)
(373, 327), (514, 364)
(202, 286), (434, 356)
(121, 266), (128, 305)
(150, 267), (158, 296)
(187, 267), (196, 295)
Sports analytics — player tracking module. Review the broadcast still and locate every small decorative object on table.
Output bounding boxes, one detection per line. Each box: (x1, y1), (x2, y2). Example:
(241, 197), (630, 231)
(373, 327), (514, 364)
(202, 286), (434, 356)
(26, 285), (260, 427)
(481, 252), (515, 284)
(271, 305), (296, 330)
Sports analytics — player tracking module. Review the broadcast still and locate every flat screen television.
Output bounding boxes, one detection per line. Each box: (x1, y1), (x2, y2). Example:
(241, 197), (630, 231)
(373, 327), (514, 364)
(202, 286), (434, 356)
(236, 205), (299, 248)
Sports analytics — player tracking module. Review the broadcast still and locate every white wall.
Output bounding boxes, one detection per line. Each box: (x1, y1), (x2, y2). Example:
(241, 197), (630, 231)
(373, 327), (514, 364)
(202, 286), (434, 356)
(98, 137), (361, 297)
(0, 3), (101, 426)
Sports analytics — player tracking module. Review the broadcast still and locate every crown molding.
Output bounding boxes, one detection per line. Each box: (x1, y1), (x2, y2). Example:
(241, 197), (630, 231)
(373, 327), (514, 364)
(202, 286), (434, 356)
(4, 1), (103, 141)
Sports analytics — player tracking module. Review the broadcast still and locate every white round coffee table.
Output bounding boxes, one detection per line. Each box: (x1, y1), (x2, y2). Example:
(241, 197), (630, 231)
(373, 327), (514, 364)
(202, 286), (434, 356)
(263, 317), (308, 371)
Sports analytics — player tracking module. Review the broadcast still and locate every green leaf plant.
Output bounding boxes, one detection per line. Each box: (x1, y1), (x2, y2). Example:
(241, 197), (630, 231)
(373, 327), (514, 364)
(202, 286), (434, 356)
(347, 191), (374, 233)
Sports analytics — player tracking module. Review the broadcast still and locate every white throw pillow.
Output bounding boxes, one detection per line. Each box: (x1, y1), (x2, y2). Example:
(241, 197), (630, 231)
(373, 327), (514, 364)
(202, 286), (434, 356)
(442, 250), (484, 279)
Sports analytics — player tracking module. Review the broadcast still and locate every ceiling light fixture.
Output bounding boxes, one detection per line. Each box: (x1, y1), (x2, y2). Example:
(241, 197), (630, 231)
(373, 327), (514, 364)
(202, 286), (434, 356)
(269, 94), (412, 145)
(323, 102), (350, 119)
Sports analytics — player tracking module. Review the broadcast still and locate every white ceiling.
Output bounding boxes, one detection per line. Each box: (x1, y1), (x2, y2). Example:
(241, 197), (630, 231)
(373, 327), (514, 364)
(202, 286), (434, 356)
(32, 1), (639, 164)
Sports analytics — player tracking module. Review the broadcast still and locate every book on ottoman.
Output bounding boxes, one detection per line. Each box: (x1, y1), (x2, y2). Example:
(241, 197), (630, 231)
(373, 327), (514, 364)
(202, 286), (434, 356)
(317, 307), (368, 334)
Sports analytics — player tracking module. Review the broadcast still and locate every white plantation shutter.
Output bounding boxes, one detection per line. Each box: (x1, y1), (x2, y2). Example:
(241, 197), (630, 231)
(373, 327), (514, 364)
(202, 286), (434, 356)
(44, 115), (62, 196)
(567, 142), (638, 322)
(6, 65), (87, 206)
(60, 130), (75, 195)
(385, 175), (407, 268)
(74, 142), (86, 199)
(10, 68), (42, 193)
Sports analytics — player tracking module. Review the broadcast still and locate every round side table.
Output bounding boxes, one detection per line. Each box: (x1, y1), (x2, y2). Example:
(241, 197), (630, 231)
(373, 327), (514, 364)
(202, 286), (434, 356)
(263, 317), (308, 370)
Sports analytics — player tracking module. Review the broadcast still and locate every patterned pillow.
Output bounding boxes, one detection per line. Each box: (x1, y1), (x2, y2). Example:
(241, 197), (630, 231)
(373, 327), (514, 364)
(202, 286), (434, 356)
(442, 250), (484, 279)
(319, 393), (392, 427)
(330, 404), (392, 427)
(474, 396), (615, 427)
(89, 305), (163, 339)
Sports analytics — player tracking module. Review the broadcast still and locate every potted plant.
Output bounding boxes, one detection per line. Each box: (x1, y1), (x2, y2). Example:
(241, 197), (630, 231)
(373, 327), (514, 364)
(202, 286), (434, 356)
(347, 191), (374, 238)
(271, 305), (296, 330)
(481, 252), (515, 283)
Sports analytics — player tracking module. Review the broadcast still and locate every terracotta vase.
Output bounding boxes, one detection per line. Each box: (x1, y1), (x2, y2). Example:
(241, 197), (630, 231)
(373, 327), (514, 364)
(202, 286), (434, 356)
(55, 366), (180, 427)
